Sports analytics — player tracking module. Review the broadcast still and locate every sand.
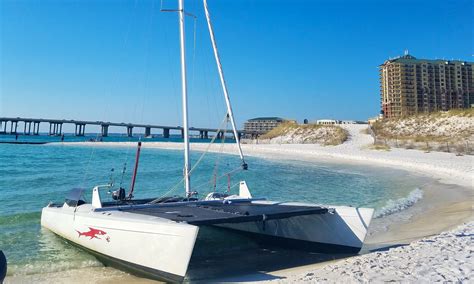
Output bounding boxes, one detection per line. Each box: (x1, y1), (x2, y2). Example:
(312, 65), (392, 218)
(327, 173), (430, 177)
(265, 221), (474, 283)
(7, 125), (472, 283)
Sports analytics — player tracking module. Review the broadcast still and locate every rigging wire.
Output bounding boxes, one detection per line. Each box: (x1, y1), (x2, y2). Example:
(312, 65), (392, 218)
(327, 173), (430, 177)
(211, 116), (228, 191)
(149, 113), (234, 202)
(113, 0), (156, 193)
(191, 166), (243, 193)
(80, 0), (139, 190)
(190, 9), (198, 98)
(138, 0), (157, 126)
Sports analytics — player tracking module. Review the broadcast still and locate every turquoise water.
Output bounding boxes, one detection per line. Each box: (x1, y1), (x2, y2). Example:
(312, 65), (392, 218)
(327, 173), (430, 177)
(0, 142), (428, 276)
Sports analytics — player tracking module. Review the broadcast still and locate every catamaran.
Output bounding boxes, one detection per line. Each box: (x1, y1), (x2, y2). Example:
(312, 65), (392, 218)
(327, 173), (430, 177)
(41, 0), (374, 282)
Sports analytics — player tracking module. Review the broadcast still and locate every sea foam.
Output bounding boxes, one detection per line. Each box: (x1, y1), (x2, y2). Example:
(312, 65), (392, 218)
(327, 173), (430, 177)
(374, 188), (423, 218)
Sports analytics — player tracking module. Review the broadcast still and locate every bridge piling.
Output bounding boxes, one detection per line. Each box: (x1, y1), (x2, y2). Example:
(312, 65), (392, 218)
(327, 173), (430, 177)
(23, 121), (32, 135)
(50, 122), (61, 136)
(75, 124), (85, 136)
(127, 126), (133, 137)
(10, 121), (18, 134)
(145, 127), (151, 137)
(101, 125), (109, 137)
(0, 121), (7, 134)
(163, 128), (170, 139)
(33, 122), (40, 135)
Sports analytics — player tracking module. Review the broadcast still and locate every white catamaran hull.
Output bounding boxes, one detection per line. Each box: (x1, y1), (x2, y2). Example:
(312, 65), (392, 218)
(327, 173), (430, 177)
(41, 204), (199, 282)
(218, 202), (374, 252)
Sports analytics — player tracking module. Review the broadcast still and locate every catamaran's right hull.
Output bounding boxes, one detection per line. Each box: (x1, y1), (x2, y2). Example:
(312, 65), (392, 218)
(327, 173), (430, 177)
(217, 202), (373, 253)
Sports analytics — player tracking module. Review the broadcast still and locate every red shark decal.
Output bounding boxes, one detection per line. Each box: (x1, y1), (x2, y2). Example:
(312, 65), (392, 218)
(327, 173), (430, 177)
(76, 227), (107, 240)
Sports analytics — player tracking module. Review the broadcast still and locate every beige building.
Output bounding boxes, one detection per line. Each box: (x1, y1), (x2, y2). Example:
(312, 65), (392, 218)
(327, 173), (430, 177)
(379, 52), (473, 118)
(244, 117), (290, 135)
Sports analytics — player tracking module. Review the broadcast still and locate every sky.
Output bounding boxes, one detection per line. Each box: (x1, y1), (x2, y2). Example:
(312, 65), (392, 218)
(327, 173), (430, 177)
(1, 0), (472, 131)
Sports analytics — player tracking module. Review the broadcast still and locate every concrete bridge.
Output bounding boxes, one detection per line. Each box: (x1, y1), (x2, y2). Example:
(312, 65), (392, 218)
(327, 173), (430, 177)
(0, 117), (249, 139)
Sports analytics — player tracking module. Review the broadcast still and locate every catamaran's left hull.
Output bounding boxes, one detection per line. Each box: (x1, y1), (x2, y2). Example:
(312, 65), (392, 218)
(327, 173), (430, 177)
(41, 204), (199, 283)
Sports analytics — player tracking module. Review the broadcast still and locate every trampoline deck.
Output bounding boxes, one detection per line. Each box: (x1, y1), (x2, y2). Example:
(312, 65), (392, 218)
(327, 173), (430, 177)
(119, 202), (328, 226)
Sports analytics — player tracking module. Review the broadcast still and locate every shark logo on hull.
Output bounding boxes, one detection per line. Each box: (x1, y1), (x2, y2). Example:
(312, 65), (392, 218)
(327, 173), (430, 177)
(76, 227), (107, 240)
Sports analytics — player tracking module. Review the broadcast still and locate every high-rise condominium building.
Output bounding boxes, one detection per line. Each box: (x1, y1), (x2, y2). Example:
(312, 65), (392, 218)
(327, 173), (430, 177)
(379, 52), (473, 118)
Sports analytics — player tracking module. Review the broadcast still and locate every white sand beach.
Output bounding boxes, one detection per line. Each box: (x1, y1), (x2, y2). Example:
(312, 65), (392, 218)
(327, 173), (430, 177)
(267, 221), (474, 283)
(16, 124), (470, 283)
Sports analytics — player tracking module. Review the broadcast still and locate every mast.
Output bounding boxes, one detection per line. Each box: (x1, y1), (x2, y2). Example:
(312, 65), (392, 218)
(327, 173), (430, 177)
(203, 0), (247, 169)
(178, 0), (191, 196)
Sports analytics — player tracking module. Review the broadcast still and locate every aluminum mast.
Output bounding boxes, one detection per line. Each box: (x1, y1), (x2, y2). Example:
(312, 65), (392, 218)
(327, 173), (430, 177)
(203, 0), (247, 169)
(178, 0), (191, 196)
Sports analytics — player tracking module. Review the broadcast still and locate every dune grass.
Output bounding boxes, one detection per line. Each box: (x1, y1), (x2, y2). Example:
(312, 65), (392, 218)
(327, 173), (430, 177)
(368, 144), (391, 151)
(324, 127), (349, 145)
(260, 122), (349, 145)
(260, 122), (303, 139)
(372, 108), (473, 141)
(371, 109), (473, 154)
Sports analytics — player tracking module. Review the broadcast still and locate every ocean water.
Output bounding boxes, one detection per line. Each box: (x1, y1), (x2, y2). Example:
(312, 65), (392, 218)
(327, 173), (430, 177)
(0, 142), (430, 277)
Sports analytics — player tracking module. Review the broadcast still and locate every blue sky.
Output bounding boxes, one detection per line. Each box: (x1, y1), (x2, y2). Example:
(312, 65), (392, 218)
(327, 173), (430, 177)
(1, 0), (472, 130)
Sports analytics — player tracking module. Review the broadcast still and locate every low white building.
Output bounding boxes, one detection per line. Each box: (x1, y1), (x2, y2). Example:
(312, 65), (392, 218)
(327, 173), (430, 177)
(315, 119), (364, 125)
(316, 119), (340, 125)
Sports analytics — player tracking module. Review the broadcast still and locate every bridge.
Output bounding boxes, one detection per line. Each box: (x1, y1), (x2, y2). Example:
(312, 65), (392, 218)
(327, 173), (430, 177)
(0, 117), (249, 139)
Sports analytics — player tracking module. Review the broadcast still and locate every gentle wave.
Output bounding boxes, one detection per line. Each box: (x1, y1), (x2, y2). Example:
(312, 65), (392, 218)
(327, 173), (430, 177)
(7, 260), (103, 276)
(0, 211), (41, 226)
(374, 188), (423, 218)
